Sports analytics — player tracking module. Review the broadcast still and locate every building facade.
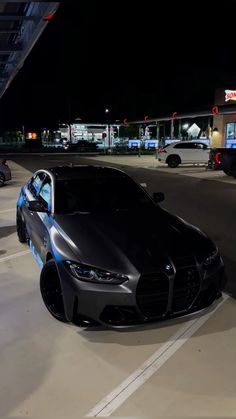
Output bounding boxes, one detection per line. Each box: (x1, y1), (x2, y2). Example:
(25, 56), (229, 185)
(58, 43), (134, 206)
(212, 88), (236, 148)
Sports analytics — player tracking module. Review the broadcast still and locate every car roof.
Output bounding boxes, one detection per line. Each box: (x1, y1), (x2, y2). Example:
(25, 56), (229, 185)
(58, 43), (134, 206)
(45, 165), (127, 180)
(171, 140), (207, 145)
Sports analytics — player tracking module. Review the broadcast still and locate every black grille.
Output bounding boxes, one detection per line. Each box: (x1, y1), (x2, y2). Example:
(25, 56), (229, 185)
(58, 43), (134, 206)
(136, 273), (169, 318)
(172, 267), (200, 312)
(172, 255), (196, 269)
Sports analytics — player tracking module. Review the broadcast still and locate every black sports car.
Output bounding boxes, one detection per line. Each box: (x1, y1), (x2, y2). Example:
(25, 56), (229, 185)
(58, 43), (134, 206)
(16, 165), (226, 327)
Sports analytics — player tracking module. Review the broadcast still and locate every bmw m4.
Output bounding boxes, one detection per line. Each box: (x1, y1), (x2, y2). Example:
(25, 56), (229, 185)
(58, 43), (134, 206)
(16, 165), (226, 327)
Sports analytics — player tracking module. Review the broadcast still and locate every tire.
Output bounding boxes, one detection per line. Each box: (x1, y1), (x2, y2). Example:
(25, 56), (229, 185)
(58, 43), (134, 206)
(223, 169), (232, 176)
(167, 155), (181, 168)
(40, 260), (68, 323)
(0, 172), (5, 187)
(16, 210), (28, 243)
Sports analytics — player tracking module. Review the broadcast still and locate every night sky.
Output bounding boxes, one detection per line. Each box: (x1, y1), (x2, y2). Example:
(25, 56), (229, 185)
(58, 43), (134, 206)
(1, 0), (236, 130)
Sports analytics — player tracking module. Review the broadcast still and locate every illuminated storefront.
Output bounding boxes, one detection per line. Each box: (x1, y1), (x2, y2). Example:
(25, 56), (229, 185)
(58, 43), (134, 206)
(212, 88), (236, 148)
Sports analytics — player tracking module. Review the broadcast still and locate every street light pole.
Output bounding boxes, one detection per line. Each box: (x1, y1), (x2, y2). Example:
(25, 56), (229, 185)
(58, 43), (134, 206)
(105, 108), (111, 153)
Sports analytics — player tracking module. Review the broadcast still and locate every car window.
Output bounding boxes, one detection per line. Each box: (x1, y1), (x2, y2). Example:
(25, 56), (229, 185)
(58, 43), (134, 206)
(174, 143), (196, 149)
(28, 172), (45, 197)
(38, 176), (52, 210)
(193, 143), (203, 149)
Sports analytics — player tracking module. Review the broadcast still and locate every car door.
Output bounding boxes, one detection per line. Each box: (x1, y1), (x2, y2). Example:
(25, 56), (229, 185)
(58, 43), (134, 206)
(21, 171), (45, 247)
(32, 174), (53, 262)
(195, 142), (210, 163)
(187, 142), (209, 163)
(173, 143), (193, 163)
(180, 142), (205, 163)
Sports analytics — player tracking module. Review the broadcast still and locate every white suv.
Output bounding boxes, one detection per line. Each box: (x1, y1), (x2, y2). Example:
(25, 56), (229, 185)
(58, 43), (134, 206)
(158, 141), (210, 168)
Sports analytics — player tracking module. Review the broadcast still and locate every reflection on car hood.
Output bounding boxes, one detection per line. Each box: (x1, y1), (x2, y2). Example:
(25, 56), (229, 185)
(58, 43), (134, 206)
(53, 208), (211, 273)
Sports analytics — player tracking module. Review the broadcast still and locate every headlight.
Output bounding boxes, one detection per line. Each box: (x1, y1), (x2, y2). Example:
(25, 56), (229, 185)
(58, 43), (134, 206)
(203, 248), (220, 268)
(64, 261), (128, 284)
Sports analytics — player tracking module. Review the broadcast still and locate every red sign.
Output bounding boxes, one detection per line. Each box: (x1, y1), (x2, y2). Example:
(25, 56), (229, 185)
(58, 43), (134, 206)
(27, 132), (37, 140)
(211, 106), (219, 115)
(144, 115), (149, 122)
(172, 112), (177, 119)
(123, 118), (128, 125)
(225, 90), (236, 102)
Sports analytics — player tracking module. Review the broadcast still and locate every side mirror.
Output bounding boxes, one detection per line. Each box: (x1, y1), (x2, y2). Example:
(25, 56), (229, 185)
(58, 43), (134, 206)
(152, 192), (165, 203)
(28, 200), (48, 213)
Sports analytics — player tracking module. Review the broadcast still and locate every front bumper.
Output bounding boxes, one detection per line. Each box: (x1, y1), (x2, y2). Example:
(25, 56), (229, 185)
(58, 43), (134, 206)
(57, 257), (226, 328)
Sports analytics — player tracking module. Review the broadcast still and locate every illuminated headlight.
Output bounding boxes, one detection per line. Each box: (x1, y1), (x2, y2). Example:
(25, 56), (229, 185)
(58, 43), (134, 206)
(65, 261), (128, 284)
(203, 249), (220, 268)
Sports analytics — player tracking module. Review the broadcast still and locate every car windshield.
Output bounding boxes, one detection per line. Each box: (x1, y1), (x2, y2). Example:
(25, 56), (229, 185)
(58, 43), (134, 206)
(55, 175), (155, 214)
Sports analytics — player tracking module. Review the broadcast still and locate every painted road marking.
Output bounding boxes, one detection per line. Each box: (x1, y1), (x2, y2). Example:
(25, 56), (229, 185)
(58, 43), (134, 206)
(86, 294), (228, 417)
(0, 208), (15, 214)
(0, 249), (31, 263)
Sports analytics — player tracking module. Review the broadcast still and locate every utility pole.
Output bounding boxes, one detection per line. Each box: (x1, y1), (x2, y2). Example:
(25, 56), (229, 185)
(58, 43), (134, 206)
(155, 122), (160, 159)
(105, 108), (111, 153)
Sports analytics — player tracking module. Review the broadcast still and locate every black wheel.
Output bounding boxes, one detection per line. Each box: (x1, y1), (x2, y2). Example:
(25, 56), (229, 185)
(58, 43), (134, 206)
(223, 169), (232, 176)
(167, 155), (181, 168)
(16, 210), (28, 243)
(40, 260), (68, 323)
(0, 172), (5, 187)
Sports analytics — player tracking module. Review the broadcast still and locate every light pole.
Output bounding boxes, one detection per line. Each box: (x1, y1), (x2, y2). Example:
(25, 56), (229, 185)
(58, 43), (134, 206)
(105, 108), (111, 152)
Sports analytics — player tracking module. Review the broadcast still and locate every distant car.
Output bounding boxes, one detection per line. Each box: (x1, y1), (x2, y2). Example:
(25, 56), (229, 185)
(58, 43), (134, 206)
(114, 139), (129, 149)
(16, 165), (225, 327)
(62, 140), (98, 152)
(208, 147), (236, 176)
(0, 159), (11, 186)
(158, 141), (210, 168)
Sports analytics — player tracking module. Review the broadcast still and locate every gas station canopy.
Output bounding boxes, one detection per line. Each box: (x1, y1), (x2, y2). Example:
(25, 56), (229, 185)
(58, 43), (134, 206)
(0, 1), (60, 98)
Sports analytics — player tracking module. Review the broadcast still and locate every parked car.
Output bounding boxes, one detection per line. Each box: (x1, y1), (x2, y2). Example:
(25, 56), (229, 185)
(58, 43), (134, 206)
(158, 141), (210, 168)
(63, 140), (98, 152)
(0, 159), (11, 186)
(16, 165), (225, 327)
(208, 148), (236, 177)
(114, 139), (129, 149)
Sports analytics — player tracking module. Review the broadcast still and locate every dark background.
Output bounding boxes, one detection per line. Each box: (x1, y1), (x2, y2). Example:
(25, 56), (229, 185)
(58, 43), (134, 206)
(1, 0), (236, 129)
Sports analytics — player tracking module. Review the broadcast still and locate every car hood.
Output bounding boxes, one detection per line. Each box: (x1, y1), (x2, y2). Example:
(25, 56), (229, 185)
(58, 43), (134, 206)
(53, 208), (213, 274)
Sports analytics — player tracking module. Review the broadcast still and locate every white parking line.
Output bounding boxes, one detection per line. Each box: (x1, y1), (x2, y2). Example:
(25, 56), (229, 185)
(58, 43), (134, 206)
(0, 208), (15, 214)
(0, 249), (31, 263)
(86, 294), (228, 417)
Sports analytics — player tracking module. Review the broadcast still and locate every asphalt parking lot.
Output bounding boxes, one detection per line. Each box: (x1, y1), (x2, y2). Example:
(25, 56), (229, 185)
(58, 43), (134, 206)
(1, 157), (236, 417)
